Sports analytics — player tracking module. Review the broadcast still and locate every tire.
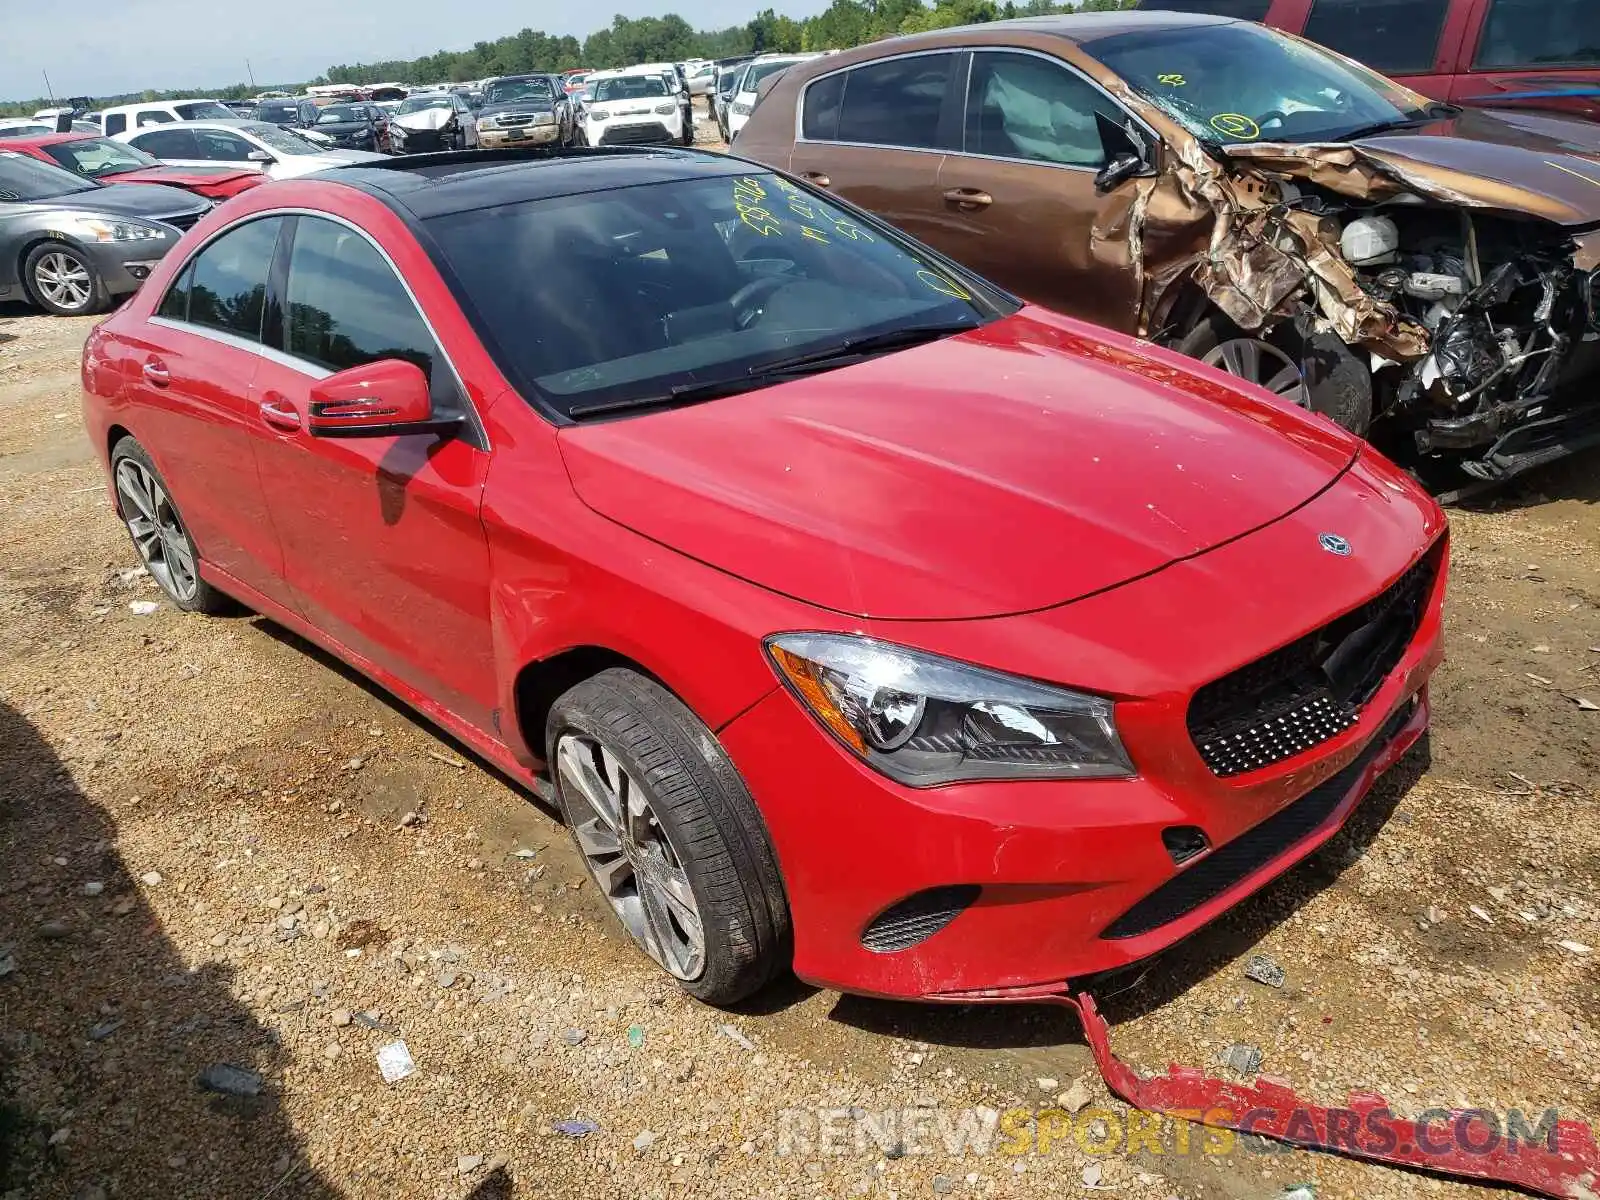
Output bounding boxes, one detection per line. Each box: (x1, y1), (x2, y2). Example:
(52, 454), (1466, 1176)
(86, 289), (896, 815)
(25, 242), (108, 317)
(546, 668), (789, 1006)
(1176, 310), (1373, 436)
(109, 437), (233, 615)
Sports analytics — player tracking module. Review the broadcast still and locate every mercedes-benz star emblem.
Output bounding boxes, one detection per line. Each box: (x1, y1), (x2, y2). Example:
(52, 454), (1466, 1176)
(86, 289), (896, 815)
(1319, 532), (1353, 557)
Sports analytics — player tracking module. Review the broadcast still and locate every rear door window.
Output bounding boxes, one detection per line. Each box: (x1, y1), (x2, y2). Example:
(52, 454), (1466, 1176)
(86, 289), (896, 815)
(1303, 0), (1452, 74)
(831, 53), (959, 149)
(1475, 0), (1600, 69)
(193, 130), (255, 161)
(964, 51), (1124, 166)
(170, 216), (286, 340)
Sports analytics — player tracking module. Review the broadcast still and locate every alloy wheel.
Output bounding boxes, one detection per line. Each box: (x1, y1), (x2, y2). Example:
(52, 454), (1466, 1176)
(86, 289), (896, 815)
(556, 733), (706, 981)
(115, 457), (199, 601)
(1201, 337), (1311, 408)
(33, 252), (93, 312)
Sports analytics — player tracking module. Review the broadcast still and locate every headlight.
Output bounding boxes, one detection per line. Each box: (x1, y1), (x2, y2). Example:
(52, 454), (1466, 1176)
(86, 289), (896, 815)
(766, 634), (1133, 787)
(587, 107), (608, 121)
(731, 101), (753, 116)
(476, 118), (495, 131)
(534, 112), (556, 125)
(74, 217), (167, 243)
(655, 102), (677, 115)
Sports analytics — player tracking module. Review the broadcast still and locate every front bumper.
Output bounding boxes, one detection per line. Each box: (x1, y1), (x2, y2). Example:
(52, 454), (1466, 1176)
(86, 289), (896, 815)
(479, 124), (560, 147)
(389, 126), (455, 153)
(593, 120), (675, 146)
(81, 241), (176, 297)
(717, 451), (1448, 999)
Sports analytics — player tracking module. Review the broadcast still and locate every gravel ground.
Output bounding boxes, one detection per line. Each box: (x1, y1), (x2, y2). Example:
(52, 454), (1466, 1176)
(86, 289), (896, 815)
(1, 279), (1597, 1200)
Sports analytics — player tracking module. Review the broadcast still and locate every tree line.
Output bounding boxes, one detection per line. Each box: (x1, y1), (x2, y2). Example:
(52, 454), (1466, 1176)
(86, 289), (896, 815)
(1, 0), (1136, 115)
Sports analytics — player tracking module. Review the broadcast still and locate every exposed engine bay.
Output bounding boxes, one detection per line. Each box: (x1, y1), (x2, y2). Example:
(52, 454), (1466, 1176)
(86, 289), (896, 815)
(1164, 140), (1600, 485)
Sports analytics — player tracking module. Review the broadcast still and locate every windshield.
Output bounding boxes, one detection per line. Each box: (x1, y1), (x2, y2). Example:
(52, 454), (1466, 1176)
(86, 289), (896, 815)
(484, 78), (554, 105)
(256, 102), (297, 121)
(425, 171), (1005, 418)
(743, 59), (801, 94)
(244, 123), (322, 154)
(398, 95), (453, 115)
(592, 76), (670, 102)
(44, 138), (159, 177)
(174, 101), (236, 121)
(0, 151), (99, 199)
(1090, 21), (1433, 145)
(316, 104), (364, 124)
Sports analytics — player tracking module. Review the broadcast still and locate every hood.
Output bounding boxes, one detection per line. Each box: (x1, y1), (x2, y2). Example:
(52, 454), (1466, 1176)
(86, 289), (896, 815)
(1227, 107), (1600, 228)
(393, 107), (454, 132)
(557, 313), (1361, 620)
(104, 166), (257, 189)
(311, 120), (367, 135)
(24, 181), (209, 223)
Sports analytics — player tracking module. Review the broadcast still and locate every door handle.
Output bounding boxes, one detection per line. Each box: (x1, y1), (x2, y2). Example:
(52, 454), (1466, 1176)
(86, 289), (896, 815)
(141, 359), (170, 387)
(259, 395), (301, 431)
(799, 171), (831, 188)
(942, 187), (993, 210)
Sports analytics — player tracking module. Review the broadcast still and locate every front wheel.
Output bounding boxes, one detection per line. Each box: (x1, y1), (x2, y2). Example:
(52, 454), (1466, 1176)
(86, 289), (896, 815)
(546, 669), (789, 1005)
(1176, 312), (1373, 436)
(25, 243), (107, 316)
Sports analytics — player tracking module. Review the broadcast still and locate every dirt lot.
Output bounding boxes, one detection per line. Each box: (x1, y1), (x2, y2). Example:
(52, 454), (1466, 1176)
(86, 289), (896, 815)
(1, 299), (1597, 1200)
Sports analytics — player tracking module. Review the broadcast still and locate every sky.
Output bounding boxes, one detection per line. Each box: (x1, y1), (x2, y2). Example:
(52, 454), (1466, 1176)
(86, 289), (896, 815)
(1, 0), (827, 103)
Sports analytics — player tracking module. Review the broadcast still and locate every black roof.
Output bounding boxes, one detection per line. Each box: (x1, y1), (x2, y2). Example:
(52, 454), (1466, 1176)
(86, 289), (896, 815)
(321, 146), (753, 219)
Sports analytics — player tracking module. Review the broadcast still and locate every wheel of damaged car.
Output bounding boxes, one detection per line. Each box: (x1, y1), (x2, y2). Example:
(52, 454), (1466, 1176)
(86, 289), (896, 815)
(25, 243), (106, 317)
(1178, 312), (1373, 437)
(546, 668), (790, 1005)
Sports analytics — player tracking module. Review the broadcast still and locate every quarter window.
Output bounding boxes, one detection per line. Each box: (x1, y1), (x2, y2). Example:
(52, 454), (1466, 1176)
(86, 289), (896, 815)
(964, 52), (1122, 167)
(1475, 0), (1600, 69)
(1303, 0), (1451, 75)
(802, 73), (845, 140)
(283, 217), (441, 382)
(132, 127), (198, 159)
(181, 217), (285, 340)
(832, 53), (958, 149)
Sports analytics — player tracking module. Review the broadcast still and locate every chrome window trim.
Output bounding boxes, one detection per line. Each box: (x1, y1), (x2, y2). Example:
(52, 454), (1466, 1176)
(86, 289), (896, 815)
(794, 44), (1161, 170)
(151, 206), (487, 447)
(149, 316), (331, 379)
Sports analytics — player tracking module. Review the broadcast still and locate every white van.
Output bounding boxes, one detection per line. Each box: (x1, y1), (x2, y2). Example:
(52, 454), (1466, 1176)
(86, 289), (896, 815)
(99, 99), (239, 138)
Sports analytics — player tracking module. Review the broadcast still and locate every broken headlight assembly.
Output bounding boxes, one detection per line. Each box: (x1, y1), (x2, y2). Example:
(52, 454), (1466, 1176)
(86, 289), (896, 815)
(766, 633), (1133, 786)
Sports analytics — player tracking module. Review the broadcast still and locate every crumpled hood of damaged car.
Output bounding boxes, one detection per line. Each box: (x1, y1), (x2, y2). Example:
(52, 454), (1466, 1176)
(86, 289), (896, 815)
(558, 312), (1361, 620)
(1231, 108), (1600, 228)
(392, 108), (453, 131)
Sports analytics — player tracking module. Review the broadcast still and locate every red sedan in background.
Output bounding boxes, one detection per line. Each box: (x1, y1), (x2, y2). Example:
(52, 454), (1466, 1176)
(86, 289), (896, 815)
(7, 133), (265, 200)
(80, 148), (1445, 1006)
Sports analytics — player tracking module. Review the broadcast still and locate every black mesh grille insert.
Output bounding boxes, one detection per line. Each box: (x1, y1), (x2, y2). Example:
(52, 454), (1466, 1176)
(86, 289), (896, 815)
(1102, 699), (1414, 941)
(860, 885), (981, 954)
(1187, 547), (1439, 777)
(161, 212), (203, 232)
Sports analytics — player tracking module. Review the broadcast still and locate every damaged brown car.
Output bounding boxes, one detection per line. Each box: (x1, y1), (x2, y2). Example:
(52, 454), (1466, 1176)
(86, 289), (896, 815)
(735, 10), (1600, 482)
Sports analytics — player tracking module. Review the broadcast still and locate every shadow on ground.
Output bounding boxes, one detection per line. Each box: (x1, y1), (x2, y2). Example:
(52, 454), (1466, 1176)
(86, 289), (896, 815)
(0, 699), (339, 1199)
(823, 738), (1431, 1050)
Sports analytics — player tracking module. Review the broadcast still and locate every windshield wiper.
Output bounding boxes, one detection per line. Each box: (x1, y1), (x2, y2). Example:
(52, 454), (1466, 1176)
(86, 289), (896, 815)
(565, 320), (980, 421)
(1339, 103), (1457, 143)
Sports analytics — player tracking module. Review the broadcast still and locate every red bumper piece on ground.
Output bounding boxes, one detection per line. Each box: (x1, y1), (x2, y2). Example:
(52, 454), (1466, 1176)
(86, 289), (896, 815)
(1049, 992), (1600, 1198)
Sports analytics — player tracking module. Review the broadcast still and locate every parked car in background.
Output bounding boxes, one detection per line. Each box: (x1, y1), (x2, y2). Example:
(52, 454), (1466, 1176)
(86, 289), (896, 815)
(563, 71), (593, 97)
(100, 100), (239, 137)
(582, 70), (689, 146)
(712, 60), (755, 139)
(221, 101), (257, 117)
(389, 92), (479, 153)
(726, 54), (819, 141)
(5, 134), (266, 200)
(117, 120), (384, 179)
(0, 120), (58, 139)
(0, 150), (207, 314)
(308, 103), (384, 153)
(636, 62), (695, 140)
(686, 62), (718, 95)
(475, 74), (571, 148)
(1137, 0), (1600, 122)
(251, 98), (335, 145)
(80, 147), (1445, 1005)
(737, 11), (1600, 482)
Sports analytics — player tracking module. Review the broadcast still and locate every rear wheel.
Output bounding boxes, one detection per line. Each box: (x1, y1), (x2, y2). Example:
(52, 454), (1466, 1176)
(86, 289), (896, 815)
(110, 437), (232, 614)
(546, 669), (789, 1005)
(25, 243), (107, 317)
(1176, 311), (1373, 436)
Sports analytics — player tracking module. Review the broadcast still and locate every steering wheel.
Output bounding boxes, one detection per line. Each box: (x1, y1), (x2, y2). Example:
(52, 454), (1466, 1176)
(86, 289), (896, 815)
(729, 275), (789, 330)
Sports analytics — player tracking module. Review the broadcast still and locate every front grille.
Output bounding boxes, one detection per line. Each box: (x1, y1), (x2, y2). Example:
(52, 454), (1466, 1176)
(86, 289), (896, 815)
(599, 122), (671, 146)
(1187, 546), (1439, 777)
(161, 212), (205, 232)
(861, 885), (981, 953)
(1102, 699), (1414, 940)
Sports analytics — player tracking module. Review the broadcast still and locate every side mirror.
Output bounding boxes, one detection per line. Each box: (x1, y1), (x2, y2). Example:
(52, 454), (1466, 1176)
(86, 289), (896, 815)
(246, 149), (273, 163)
(1094, 151), (1147, 195)
(307, 359), (454, 438)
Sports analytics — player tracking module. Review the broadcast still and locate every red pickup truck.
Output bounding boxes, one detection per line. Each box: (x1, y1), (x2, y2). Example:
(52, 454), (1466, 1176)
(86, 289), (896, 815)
(1138, 0), (1600, 122)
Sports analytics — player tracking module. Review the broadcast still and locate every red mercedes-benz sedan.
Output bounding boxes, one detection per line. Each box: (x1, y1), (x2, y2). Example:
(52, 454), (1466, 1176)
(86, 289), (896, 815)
(81, 148), (1446, 1006)
(9, 133), (265, 200)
